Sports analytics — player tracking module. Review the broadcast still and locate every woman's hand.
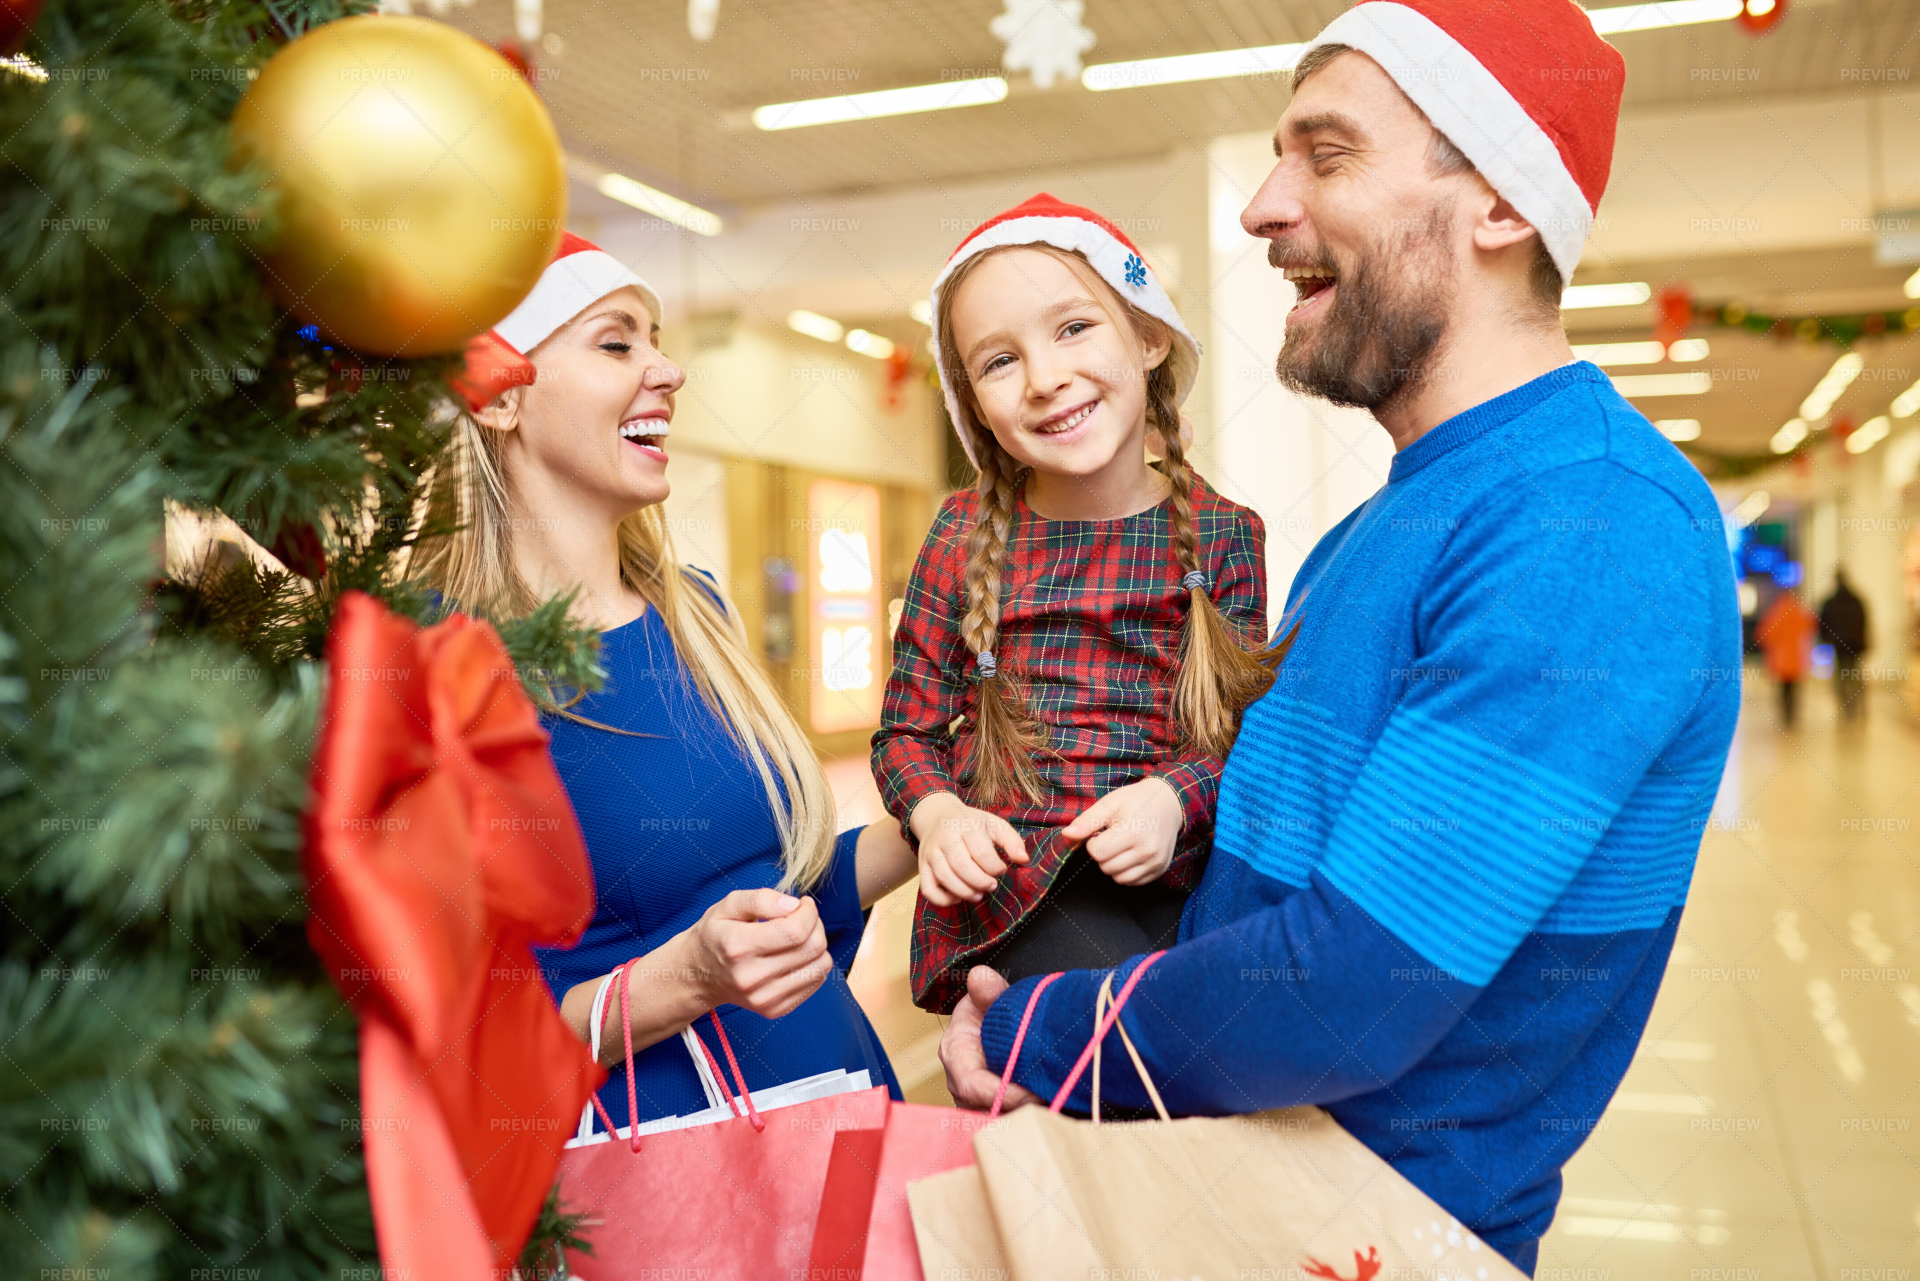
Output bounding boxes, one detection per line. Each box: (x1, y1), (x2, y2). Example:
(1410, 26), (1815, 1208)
(909, 792), (1029, 907)
(855, 816), (918, 908)
(560, 888), (832, 1066)
(685, 888), (833, 1018)
(1060, 776), (1183, 885)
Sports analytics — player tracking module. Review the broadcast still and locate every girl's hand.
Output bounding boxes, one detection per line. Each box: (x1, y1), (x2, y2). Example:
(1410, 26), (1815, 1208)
(1061, 776), (1184, 885)
(909, 792), (1029, 907)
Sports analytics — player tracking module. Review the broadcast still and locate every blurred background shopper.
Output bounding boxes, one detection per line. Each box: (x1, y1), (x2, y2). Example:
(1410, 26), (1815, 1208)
(1819, 568), (1870, 721)
(1758, 586), (1817, 727)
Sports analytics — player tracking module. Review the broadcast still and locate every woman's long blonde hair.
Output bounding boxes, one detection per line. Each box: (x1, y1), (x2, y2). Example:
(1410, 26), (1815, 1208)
(939, 244), (1285, 804)
(409, 394), (838, 892)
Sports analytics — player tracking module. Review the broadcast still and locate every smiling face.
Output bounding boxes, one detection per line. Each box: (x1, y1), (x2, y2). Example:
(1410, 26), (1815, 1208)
(944, 247), (1171, 497)
(500, 284), (685, 518)
(1240, 49), (1468, 410)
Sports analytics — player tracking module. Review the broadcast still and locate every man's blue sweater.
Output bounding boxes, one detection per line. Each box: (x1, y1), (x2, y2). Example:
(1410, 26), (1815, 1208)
(979, 362), (1742, 1271)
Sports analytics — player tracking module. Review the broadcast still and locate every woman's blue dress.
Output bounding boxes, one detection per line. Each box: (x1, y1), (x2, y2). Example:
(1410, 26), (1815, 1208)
(531, 599), (901, 1131)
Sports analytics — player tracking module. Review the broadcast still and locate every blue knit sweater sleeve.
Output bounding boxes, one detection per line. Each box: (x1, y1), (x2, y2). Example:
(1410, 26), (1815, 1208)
(981, 460), (1728, 1114)
(819, 826), (867, 976)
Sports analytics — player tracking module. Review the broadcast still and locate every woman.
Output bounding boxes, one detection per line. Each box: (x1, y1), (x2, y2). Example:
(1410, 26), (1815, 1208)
(412, 235), (915, 1130)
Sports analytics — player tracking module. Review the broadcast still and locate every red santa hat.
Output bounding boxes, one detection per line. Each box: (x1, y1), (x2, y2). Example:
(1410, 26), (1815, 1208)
(929, 193), (1202, 468)
(1300, 0), (1624, 282)
(450, 232), (663, 412)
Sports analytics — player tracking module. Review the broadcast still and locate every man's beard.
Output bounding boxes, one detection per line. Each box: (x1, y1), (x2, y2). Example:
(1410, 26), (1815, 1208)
(1272, 215), (1454, 412)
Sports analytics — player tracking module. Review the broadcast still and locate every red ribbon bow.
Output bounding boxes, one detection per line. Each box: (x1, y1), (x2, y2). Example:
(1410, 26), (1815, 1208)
(304, 592), (604, 1277)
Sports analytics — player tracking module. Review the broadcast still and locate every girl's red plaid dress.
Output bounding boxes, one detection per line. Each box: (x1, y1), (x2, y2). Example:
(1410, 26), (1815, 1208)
(873, 471), (1267, 1012)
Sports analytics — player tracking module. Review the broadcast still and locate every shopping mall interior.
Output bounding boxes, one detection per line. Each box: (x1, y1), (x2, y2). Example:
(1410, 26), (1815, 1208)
(427, 0), (1918, 1272)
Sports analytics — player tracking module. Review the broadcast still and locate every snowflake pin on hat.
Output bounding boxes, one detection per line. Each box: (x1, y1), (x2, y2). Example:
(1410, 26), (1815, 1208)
(450, 231), (663, 412)
(1298, 0), (1625, 283)
(928, 193), (1201, 468)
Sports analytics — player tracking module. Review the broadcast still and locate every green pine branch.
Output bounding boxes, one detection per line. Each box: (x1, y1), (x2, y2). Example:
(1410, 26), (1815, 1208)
(1, 2), (601, 1277)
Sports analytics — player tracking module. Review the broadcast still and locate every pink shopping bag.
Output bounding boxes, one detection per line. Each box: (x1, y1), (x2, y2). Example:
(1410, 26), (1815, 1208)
(554, 958), (890, 1280)
(805, 969), (1073, 1279)
(807, 1101), (993, 1279)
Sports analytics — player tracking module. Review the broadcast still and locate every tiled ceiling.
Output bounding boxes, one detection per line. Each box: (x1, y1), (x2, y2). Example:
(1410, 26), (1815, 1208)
(442, 0), (1920, 211)
(428, 0), (1920, 457)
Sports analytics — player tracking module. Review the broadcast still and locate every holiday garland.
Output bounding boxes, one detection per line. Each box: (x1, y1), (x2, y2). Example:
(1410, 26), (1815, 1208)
(1662, 301), (1920, 477)
(1691, 300), (1920, 347)
(1679, 439), (1816, 480)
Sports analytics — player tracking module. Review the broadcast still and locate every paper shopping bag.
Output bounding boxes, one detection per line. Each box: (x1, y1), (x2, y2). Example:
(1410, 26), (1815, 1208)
(807, 1101), (993, 1279)
(907, 1161), (1010, 1281)
(973, 1104), (1526, 1281)
(557, 1082), (890, 1280)
(929, 955), (1528, 1281)
(553, 961), (890, 1280)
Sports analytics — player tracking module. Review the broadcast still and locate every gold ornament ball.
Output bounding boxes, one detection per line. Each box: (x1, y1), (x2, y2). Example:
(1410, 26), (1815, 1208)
(230, 15), (566, 357)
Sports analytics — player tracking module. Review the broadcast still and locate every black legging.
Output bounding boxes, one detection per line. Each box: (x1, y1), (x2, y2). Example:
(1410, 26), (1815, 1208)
(981, 847), (1189, 984)
(980, 849), (1188, 1117)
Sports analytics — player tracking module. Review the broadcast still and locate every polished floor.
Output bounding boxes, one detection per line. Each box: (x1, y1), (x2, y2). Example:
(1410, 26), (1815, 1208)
(833, 664), (1920, 1276)
(823, 756), (956, 1108)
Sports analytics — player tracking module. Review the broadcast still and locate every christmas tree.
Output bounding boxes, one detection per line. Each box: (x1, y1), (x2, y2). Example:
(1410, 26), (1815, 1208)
(1, 2), (594, 1276)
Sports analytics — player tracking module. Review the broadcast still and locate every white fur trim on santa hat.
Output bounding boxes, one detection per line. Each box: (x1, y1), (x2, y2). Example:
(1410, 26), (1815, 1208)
(929, 216), (1202, 468)
(494, 249), (664, 355)
(1307, 2), (1592, 280)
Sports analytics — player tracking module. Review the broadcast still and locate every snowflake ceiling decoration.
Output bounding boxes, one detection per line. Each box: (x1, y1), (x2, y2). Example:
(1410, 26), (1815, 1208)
(991, 0), (1096, 90)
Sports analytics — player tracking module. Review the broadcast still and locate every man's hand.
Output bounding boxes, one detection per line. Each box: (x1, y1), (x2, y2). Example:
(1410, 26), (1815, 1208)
(941, 965), (1039, 1112)
(909, 792), (1029, 906)
(1060, 776), (1183, 885)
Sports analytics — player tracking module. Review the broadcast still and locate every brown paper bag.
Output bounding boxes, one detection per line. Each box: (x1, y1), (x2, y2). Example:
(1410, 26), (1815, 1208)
(973, 1103), (1525, 1281)
(928, 958), (1526, 1281)
(907, 1162), (1010, 1280)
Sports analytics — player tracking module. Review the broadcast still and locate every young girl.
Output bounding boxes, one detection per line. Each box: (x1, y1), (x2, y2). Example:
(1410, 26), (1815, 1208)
(873, 194), (1276, 1014)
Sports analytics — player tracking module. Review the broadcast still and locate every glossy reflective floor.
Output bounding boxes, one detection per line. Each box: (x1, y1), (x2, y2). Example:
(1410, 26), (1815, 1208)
(834, 665), (1920, 1276)
(1536, 671), (1920, 1279)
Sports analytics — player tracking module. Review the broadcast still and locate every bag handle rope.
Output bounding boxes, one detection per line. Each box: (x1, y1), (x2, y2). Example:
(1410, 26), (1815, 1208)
(1052, 950), (1168, 1115)
(1091, 968), (1172, 1123)
(988, 971), (1061, 1119)
(587, 957), (766, 1152)
(986, 951), (1171, 1122)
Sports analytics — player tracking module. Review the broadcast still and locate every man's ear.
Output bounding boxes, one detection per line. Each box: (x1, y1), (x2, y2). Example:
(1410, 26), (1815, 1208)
(1473, 186), (1543, 255)
(471, 384), (525, 434)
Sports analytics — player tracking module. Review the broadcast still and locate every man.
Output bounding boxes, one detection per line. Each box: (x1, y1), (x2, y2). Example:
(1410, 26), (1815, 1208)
(937, 0), (1742, 1270)
(1819, 568), (1870, 720)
